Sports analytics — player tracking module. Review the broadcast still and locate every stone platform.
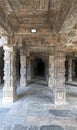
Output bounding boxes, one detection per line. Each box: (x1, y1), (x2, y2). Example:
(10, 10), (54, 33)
(0, 83), (77, 130)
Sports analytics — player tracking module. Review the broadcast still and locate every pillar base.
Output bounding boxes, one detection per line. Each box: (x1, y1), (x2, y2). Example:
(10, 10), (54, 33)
(2, 88), (17, 104)
(68, 79), (72, 82)
(48, 79), (54, 90)
(53, 88), (66, 105)
(20, 81), (27, 87)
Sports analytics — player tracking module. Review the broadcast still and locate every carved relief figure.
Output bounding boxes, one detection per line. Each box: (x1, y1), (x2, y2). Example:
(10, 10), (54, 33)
(40, 0), (45, 9)
(33, 0), (40, 9)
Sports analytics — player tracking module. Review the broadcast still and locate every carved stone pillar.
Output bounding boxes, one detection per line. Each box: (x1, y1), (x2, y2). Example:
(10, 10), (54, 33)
(27, 57), (31, 82)
(20, 48), (26, 87)
(2, 45), (17, 104)
(68, 57), (72, 81)
(48, 55), (55, 89)
(53, 49), (66, 105)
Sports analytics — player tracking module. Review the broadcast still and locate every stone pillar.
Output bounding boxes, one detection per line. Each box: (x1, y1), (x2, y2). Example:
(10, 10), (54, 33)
(48, 55), (55, 89)
(20, 48), (27, 87)
(16, 51), (20, 79)
(27, 57), (31, 82)
(72, 60), (75, 77)
(2, 45), (17, 104)
(68, 57), (72, 81)
(53, 49), (66, 105)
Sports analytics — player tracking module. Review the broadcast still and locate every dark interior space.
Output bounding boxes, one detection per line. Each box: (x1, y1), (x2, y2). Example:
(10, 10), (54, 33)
(16, 49), (20, 79)
(74, 59), (77, 77)
(0, 47), (4, 84)
(65, 59), (68, 81)
(65, 57), (77, 81)
(34, 58), (45, 77)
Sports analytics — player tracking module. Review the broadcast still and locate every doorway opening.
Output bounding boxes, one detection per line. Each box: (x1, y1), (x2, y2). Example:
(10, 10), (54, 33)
(29, 52), (49, 85)
(34, 58), (45, 78)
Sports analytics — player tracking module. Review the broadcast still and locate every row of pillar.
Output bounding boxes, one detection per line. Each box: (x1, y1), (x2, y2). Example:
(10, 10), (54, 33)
(2, 46), (31, 104)
(2, 45), (66, 105)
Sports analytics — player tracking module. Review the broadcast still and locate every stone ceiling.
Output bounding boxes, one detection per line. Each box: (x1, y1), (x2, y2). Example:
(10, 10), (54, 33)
(0, 0), (77, 51)
(0, 0), (77, 53)
(0, 0), (76, 35)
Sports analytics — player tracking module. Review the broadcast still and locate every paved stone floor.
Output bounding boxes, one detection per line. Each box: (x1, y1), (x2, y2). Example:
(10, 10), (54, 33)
(0, 82), (77, 130)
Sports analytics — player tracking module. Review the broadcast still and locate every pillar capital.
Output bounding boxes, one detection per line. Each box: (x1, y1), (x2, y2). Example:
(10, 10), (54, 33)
(3, 45), (13, 51)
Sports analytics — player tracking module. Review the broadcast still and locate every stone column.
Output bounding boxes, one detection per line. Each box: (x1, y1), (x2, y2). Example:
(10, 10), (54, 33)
(72, 60), (75, 77)
(2, 45), (17, 104)
(48, 55), (55, 89)
(27, 57), (31, 82)
(20, 48), (27, 87)
(68, 57), (72, 81)
(53, 49), (66, 105)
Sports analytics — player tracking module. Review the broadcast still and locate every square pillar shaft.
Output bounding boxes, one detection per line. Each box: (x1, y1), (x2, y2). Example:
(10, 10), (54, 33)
(27, 57), (31, 82)
(48, 55), (55, 90)
(2, 45), (17, 104)
(20, 48), (27, 87)
(53, 48), (66, 105)
(68, 57), (72, 81)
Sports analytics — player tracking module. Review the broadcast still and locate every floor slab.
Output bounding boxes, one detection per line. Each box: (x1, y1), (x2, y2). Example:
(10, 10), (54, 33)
(0, 83), (77, 130)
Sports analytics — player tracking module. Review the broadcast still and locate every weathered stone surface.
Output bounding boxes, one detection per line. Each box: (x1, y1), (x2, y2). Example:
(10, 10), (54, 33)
(40, 125), (64, 130)
(2, 45), (17, 104)
(0, 0), (75, 35)
(48, 55), (54, 89)
(28, 126), (40, 130)
(20, 48), (27, 87)
(0, 84), (77, 129)
(65, 126), (77, 130)
(12, 124), (27, 130)
(68, 57), (72, 81)
(49, 110), (75, 118)
(0, 0), (77, 122)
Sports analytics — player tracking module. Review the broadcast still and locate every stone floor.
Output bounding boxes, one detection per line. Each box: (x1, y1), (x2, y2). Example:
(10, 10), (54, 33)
(0, 81), (77, 130)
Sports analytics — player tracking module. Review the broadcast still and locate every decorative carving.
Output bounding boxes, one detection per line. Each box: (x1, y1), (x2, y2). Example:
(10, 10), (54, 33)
(40, 0), (46, 9)
(9, 0), (49, 10)
(50, 0), (62, 11)
(22, 37), (56, 46)
(2, 45), (17, 104)
(20, 49), (27, 87)
(48, 55), (55, 89)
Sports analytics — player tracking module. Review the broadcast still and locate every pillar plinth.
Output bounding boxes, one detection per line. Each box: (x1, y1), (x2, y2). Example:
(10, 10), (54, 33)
(2, 45), (17, 104)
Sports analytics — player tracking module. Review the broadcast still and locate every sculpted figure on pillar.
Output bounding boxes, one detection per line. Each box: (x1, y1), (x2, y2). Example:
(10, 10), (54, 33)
(2, 45), (17, 104)
(53, 45), (66, 105)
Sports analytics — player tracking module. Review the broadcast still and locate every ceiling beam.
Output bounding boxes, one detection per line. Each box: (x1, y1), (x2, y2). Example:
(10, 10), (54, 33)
(59, 1), (77, 33)
(0, 8), (13, 36)
(55, 0), (72, 32)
